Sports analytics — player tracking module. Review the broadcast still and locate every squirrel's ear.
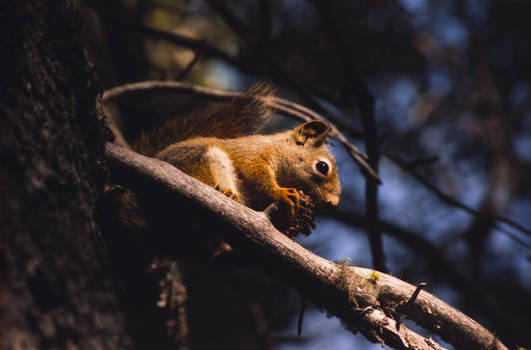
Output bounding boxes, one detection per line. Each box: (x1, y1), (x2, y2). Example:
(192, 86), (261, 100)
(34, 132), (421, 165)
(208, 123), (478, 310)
(294, 120), (330, 147)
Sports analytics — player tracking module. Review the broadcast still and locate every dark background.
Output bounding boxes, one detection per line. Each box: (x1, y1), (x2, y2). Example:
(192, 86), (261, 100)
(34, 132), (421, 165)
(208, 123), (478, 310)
(22, 0), (531, 349)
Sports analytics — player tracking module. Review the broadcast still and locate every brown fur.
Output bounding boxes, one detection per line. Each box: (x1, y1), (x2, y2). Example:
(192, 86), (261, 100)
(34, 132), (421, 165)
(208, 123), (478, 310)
(157, 120), (341, 212)
(134, 84), (276, 156)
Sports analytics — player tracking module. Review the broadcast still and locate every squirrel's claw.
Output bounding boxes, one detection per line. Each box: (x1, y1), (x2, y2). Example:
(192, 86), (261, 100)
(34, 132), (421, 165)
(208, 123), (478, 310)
(216, 186), (242, 203)
(276, 187), (300, 216)
(224, 190), (241, 203)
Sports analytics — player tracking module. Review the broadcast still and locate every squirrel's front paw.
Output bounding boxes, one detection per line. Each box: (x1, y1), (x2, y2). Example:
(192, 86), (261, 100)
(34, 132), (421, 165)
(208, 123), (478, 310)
(276, 187), (300, 216)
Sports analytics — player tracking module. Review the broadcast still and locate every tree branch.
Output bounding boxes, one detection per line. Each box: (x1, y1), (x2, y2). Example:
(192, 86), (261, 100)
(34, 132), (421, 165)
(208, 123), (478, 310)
(383, 149), (531, 238)
(104, 142), (508, 350)
(174, 49), (201, 81)
(202, 0), (250, 41)
(327, 209), (531, 339)
(102, 80), (378, 181)
(137, 25), (241, 66)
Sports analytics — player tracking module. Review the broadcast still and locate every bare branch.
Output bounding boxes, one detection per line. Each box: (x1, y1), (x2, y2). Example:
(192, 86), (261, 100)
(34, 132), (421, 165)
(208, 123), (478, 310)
(102, 80), (379, 181)
(138, 25), (240, 67)
(404, 282), (428, 309)
(174, 50), (201, 81)
(383, 149), (531, 238)
(257, 0), (272, 45)
(202, 0), (250, 41)
(105, 142), (509, 350)
(327, 209), (531, 339)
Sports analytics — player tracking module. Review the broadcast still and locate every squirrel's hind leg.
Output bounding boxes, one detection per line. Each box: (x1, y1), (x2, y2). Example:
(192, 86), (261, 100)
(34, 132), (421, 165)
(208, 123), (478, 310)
(158, 143), (242, 203)
(203, 147), (242, 203)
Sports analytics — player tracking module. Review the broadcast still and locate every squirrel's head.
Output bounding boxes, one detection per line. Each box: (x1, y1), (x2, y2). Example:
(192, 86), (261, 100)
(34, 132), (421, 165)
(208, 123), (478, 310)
(279, 120), (341, 209)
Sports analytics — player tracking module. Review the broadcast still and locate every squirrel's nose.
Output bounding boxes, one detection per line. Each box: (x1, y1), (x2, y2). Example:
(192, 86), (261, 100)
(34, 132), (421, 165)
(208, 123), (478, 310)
(325, 194), (340, 208)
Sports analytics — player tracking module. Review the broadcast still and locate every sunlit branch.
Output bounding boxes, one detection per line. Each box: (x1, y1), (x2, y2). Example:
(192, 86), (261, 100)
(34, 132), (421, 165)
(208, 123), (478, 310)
(327, 209), (531, 339)
(105, 142), (509, 350)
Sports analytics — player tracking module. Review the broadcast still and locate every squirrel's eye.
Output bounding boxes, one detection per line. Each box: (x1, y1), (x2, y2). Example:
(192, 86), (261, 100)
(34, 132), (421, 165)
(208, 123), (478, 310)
(316, 161), (329, 175)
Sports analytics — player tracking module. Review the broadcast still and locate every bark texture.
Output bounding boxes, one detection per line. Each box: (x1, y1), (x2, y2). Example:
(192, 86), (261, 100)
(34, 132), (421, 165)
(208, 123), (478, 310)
(0, 1), (130, 348)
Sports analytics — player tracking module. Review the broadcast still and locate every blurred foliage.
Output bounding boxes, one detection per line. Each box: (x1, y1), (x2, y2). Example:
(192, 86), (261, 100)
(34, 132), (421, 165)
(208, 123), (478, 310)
(78, 0), (531, 349)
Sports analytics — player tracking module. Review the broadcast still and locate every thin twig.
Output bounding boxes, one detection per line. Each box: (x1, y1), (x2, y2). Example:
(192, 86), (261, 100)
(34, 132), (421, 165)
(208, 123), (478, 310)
(138, 25), (240, 66)
(396, 282), (427, 331)
(297, 297), (306, 339)
(102, 80), (379, 181)
(383, 149), (531, 237)
(405, 282), (428, 308)
(175, 50), (202, 81)
(202, 0), (250, 41)
(408, 156), (440, 168)
(257, 0), (272, 45)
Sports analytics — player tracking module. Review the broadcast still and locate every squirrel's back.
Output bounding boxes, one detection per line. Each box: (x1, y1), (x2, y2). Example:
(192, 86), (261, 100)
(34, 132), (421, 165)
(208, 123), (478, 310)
(134, 84), (276, 156)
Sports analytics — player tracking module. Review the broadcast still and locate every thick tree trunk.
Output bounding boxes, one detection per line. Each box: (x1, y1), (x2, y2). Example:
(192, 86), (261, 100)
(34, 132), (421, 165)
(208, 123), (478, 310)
(0, 1), (131, 348)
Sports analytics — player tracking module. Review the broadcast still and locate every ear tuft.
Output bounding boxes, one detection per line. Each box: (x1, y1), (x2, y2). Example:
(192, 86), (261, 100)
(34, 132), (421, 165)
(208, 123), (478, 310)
(294, 120), (330, 147)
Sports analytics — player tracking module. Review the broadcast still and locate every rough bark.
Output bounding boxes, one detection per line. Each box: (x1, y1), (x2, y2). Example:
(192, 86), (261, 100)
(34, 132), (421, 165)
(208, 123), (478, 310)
(0, 1), (129, 348)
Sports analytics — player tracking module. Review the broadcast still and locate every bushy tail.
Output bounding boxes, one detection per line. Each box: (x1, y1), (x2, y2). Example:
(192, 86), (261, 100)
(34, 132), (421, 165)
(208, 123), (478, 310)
(134, 84), (276, 156)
